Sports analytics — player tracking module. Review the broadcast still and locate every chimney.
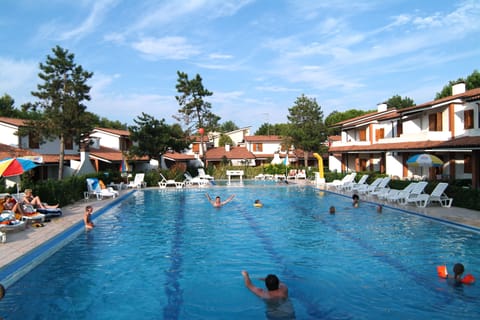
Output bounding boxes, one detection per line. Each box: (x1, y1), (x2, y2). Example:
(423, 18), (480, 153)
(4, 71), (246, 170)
(377, 103), (388, 112)
(225, 144), (230, 152)
(452, 82), (466, 95)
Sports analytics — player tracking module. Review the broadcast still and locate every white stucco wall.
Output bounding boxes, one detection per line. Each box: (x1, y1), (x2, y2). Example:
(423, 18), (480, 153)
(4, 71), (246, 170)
(0, 124), (20, 147)
(91, 131), (120, 150)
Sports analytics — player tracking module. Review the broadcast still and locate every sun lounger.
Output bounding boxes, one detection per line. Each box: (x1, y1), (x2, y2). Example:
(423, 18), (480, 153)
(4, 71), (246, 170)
(344, 174), (369, 191)
(327, 173), (356, 190)
(159, 173), (184, 188)
(386, 183), (417, 203)
(184, 172), (209, 186)
(414, 182), (453, 208)
(367, 177), (391, 196)
(197, 168), (214, 181)
(0, 211), (27, 232)
(355, 177), (382, 194)
(401, 182), (428, 205)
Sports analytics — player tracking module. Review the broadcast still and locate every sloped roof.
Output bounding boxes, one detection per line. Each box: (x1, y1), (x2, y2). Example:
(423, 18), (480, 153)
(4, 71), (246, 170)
(205, 146), (256, 160)
(163, 152), (196, 161)
(401, 87), (480, 113)
(89, 146), (149, 162)
(94, 127), (130, 136)
(0, 143), (40, 160)
(0, 117), (27, 127)
(329, 135), (480, 153)
(41, 154), (80, 163)
(244, 135), (283, 142)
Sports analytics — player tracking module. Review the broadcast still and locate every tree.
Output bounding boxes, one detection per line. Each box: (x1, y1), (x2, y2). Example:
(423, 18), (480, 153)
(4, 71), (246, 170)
(218, 134), (234, 147)
(129, 112), (189, 160)
(219, 120), (239, 133)
(0, 94), (18, 117)
(254, 123), (290, 136)
(435, 70), (480, 99)
(174, 71), (219, 163)
(385, 95), (415, 109)
(287, 94), (327, 167)
(31, 46), (93, 179)
(325, 109), (372, 135)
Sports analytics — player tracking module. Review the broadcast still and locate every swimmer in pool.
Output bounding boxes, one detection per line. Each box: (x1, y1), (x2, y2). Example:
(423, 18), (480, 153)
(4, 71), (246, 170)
(352, 194), (359, 207)
(83, 205), (94, 230)
(205, 193), (235, 207)
(254, 199), (263, 207)
(241, 271), (288, 299)
(329, 206), (336, 214)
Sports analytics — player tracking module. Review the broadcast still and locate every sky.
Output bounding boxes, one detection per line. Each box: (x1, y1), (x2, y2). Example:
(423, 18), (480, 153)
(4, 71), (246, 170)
(1, 0), (479, 133)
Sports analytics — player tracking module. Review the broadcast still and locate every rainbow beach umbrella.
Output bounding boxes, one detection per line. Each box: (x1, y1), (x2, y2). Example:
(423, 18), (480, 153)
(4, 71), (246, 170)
(0, 157), (40, 195)
(0, 158), (39, 177)
(406, 153), (443, 167)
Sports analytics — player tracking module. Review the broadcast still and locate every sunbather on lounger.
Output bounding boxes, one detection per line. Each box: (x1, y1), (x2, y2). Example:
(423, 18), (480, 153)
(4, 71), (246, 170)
(22, 189), (58, 209)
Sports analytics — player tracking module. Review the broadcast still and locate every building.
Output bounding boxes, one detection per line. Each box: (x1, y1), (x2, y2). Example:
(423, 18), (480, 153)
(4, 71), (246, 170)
(328, 83), (480, 189)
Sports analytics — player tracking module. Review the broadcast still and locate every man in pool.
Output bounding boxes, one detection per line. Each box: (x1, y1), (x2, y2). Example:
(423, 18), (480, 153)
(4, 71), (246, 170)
(83, 206), (94, 230)
(241, 270), (295, 318)
(352, 194), (359, 207)
(241, 270), (288, 299)
(205, 193), (235, 207)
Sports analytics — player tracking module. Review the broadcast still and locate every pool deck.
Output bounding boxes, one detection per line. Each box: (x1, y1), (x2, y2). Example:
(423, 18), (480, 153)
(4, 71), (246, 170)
(1, 183), (479, 284)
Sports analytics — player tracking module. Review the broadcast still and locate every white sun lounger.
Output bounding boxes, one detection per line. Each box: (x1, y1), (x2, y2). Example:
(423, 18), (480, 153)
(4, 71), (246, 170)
(414, 182), (453, 208)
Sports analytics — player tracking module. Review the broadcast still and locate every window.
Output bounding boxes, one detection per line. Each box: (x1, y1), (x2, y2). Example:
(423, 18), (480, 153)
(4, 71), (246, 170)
(397, 120), (403, 137)
(428, 112), (442, 131)
(253, 143), (263, 152)
(192, 143), (199, 153)
(464, 154), (472, 174)
(358, 128), (367, 141)
(65, 136), (73, 150)
(464, 109), (474, 129)
(375, 128), (384, 142)
(29, 133), (39, 149)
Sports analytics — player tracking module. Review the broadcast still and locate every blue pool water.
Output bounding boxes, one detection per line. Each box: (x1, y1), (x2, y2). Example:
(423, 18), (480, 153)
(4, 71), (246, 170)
(1, 184), (480, 319)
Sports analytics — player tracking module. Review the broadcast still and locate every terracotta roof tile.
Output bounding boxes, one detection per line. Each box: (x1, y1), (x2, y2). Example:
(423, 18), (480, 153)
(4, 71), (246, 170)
(206, 146), (256, 160)
(90, 146), (148, 162)
(0, 143), (40, 160)
(95, 127), (130, 136)
(245, 135), (283, 142)
(163, 152), (196, 161)
(0, 117), (27, 127)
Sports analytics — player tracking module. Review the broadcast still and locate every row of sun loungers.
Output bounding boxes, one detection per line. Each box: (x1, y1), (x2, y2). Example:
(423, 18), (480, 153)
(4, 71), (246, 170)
(360, 178), (453, 208)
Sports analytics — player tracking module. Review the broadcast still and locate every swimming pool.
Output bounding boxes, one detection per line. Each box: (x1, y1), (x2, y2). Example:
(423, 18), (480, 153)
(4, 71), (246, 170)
(1, 185), (479, 319)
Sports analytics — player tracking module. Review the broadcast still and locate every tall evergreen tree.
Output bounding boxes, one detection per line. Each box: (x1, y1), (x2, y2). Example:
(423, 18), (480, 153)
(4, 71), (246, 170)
(129, 112), (189, 160)
(31, 46), (93, 179)
(287, 94), (327, 167)
(174, 71), (219, 163)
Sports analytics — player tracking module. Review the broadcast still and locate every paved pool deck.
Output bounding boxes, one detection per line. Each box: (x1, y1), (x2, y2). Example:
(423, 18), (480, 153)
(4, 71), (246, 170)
(1, 183), (479, 287)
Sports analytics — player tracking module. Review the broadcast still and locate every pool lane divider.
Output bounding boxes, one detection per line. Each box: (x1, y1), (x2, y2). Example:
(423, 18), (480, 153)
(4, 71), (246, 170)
(0, 191), (134, 289)
(310, 191), (464, 305)
(236, 203), (331, 319)
(162, 191), (187, 320)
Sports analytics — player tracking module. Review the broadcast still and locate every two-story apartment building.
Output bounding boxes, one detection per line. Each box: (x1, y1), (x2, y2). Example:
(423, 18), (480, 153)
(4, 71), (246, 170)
(329, 83), (480, 189)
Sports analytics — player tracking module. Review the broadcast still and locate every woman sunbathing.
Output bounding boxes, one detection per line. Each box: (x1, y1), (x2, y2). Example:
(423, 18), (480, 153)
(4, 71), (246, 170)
(22, 189), (59, 209)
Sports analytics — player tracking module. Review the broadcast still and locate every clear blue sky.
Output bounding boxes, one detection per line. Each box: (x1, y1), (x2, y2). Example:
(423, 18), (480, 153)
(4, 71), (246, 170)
(1, 0), (479, 132)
